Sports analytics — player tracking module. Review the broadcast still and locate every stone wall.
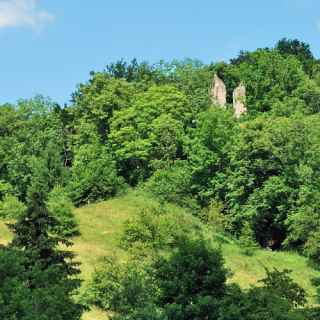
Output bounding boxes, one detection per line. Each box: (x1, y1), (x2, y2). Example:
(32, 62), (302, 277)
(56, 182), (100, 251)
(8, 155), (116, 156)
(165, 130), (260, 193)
(209, 74), (247, 118)
(210, 74), (226, 107)
(233, 83), (247, 118)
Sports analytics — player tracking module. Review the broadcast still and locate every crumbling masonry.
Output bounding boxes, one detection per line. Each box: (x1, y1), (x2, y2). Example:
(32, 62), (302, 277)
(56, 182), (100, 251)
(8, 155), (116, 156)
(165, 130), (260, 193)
(210, 74), (247, 118)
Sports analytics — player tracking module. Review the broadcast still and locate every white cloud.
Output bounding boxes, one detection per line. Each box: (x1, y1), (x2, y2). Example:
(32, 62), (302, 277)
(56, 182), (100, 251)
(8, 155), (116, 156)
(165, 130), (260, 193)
(0, 0), (53, 29)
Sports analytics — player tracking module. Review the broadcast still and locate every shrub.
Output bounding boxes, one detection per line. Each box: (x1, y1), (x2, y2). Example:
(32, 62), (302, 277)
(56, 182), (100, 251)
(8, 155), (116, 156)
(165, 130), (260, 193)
(0, 195), (26, 219)
(153, 237), (228, 320)
(260, 268), (307, 308)
(144, 161), (198, 210)
(47, 185), (79, 237)
(68, 144), (125, 206)
(239, 222), (258, 256)
(0, 181), (14, 200)
(121, 204), (202, 250)
(219, 275), (306, 320)
(303, 230), (320, 265)
(86, 256), (157, 314)
(112, 304), (166, 320)
(200, 200), (227, 232)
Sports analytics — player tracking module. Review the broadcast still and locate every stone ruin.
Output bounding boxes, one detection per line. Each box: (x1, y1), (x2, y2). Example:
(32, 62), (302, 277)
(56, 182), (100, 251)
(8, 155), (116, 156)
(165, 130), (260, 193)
(233, 82), (247, 118)
(210, 74), (247, 118)
(210, 74), (227, 107)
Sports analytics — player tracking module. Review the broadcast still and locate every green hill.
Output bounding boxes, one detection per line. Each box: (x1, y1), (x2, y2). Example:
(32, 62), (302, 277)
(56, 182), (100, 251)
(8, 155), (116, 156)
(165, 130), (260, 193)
(1, 191), (319, 320)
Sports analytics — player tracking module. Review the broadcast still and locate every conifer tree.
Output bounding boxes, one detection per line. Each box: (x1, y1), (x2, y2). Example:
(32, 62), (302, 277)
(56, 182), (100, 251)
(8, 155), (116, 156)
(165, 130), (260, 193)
(7, 157), (84, 319)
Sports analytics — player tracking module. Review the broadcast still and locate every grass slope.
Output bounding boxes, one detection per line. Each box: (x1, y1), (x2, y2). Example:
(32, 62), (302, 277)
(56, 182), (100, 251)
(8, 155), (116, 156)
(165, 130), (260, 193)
(0, 191), (319, 320)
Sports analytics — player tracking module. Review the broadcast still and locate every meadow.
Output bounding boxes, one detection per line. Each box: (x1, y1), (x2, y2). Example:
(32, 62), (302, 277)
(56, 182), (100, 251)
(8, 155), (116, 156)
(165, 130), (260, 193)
(2, 191), (318, 319)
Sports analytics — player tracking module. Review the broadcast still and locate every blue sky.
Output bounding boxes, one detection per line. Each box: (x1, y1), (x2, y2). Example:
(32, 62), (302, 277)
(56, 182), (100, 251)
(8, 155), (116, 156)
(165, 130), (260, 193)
(0, 0), (319, 105)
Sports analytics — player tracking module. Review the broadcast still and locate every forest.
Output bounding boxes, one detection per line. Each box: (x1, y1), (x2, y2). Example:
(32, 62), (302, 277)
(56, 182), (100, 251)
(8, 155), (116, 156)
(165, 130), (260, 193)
(1, 38), (320, 319)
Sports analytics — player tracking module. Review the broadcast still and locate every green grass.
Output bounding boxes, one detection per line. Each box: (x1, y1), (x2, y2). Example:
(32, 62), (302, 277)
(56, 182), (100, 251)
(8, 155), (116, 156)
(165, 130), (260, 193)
(223, 243), (319, 297)
(0, 221), (11, 244)
(0, 191), (319, 320)
(82, 307), (110, 320)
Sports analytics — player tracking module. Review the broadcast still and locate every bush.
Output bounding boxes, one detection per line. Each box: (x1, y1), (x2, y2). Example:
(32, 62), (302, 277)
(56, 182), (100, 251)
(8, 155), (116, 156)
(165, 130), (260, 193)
(121, 204), (202, 250)
(144, 161), (198, 210)
(239, 222), (258, 256)
(304, 230), (320, 265)
(200, 200), (227, 232)
(0, 181), (14, 200)
(68, 144), (125, 206)
(113, 304), (166, 320)
(47, 185), (79, 237)
(239, 287), (304, 320)
(153, 237), (227, 320)
(0, 195), (26, 219)
(89, 236), (228, 320)
(260, 268), (306, 308)
(219, 273), (306, 320)
(86, 256), (157, 314)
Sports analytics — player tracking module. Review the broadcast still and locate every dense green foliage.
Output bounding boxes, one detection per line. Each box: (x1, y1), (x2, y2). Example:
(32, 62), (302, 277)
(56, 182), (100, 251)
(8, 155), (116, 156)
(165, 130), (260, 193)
(47, 185), (79, 237)
(1, 164), (84, 319)
(1, 38), (320, 318)
(0, 247), (83, 320)
(68, 143), (124, 205)
(87, 206), (310, 319)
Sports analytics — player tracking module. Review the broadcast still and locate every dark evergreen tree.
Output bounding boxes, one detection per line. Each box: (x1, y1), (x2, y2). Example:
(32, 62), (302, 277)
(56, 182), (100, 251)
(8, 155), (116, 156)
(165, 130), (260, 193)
(7, 158), (84, 319)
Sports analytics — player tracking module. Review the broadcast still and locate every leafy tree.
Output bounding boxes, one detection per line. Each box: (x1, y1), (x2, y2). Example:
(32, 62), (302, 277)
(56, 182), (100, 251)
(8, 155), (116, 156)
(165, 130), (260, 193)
(153, 237), (227, 320)
(200, 200), (227, 233)
(217, 49), (305, 114)
(164, 59), (213, 113)
(276, 38), (315, 75)
(293, 78), (320, 113)
(303, 230), (320, 265)
(72, 76), (134, 140)
(144, 161), (197, 210)
(269, 97), (309, 117)
(68, 143), (124, 206)
(217, 114), (320, 248)
(0, 180), (14, 200)
(112, 305), (166, 320)
(219, 270), (306, 320)
(185, 108), (237, 206)
(105, 59), (213, 114)
(219, 285), (303, 320)
(247, 176), (291, 249)
(0, 97), (67, 200)
(109, 85), (191, 184)
(86, 256), (157, 314)
(106, 58), (166, 87)
(232, 287), (303, 320)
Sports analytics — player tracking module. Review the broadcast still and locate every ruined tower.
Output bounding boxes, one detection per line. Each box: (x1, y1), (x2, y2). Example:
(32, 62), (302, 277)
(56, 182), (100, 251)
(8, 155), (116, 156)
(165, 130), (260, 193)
(210, 74), (227, 107)
(233, 83), (247, 118)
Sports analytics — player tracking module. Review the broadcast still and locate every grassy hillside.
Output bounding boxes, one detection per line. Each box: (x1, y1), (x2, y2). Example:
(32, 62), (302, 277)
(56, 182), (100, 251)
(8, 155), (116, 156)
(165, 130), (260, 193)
(1, 191), (319, 320)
